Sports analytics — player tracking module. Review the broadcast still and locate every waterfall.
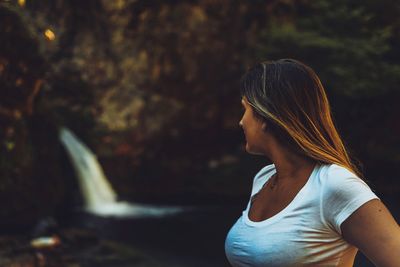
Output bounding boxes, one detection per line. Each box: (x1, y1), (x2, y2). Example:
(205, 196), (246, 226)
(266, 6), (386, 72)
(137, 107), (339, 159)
(59, 128), (117, 209)
(59, 127), (183, 217)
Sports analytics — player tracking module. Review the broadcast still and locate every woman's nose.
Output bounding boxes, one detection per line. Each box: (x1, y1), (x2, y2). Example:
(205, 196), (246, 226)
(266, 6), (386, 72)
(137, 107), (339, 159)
(239, 119), (243, 127)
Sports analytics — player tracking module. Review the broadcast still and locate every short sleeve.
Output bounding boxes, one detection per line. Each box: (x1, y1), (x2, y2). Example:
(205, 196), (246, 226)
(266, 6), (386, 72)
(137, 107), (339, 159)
(321, 164), (380, 235)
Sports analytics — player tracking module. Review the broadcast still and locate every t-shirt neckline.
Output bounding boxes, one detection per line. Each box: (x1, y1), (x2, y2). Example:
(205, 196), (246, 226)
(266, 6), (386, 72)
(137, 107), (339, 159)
(243, 163), (320, 227)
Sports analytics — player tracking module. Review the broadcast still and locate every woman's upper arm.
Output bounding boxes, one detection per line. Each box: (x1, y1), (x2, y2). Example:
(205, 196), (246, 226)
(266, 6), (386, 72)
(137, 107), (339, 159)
(341, 199), (400, 267)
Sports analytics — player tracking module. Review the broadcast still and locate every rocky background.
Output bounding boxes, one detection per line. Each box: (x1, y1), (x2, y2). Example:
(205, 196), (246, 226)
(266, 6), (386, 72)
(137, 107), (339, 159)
(1, 0), (400, 230)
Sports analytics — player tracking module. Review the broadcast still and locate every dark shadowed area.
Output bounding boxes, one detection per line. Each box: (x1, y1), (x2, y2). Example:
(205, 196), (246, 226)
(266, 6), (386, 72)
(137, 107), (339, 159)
(1, 0), (399, 266)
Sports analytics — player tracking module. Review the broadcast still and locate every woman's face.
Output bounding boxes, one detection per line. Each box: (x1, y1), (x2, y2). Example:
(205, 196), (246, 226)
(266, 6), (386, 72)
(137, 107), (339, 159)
(239, 97), (267, 155)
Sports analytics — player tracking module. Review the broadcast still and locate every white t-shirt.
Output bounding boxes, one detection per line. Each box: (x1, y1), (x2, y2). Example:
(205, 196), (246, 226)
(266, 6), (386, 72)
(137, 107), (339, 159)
(225, 163), (379, 267)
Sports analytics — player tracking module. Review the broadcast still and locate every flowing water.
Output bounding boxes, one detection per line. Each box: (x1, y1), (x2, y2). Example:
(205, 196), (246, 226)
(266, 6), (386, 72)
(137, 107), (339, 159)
(59, 127), (183, 218)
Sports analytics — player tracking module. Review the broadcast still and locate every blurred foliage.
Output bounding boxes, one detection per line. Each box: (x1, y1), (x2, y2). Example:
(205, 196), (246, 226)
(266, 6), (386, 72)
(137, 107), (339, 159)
(258, 0), (400, 96)
(0, 0), (399, 216)
(253, 0), (400, 180)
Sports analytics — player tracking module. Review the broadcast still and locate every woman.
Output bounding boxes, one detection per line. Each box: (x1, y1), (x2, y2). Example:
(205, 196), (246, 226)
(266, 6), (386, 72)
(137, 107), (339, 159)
(224, 59), (400, 266)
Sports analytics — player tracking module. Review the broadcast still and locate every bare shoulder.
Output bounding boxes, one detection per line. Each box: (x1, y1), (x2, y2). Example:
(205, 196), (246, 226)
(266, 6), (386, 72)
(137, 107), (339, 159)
(342, 199), (400, 267)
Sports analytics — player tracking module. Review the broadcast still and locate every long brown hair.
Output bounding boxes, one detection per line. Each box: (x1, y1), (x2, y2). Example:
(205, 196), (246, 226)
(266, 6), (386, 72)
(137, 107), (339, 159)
(241, 59), (364, 179)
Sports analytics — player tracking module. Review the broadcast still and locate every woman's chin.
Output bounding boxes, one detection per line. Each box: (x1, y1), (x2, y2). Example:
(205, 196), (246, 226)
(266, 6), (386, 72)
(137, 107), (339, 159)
(244, 144), (256, 154)
(245, 143), (264, 156)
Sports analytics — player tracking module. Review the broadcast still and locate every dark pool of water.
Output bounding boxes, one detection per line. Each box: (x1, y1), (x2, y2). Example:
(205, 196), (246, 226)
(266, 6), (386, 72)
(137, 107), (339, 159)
(68, 205), (239, 266)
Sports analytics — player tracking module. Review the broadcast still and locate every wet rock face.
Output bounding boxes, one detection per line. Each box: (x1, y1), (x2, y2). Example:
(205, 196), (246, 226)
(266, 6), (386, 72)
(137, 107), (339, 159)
(0, 118), (69, 230)
(0, 3), (69, 230)
(0, 125), (68, 230)
(0, 0), (251, 218)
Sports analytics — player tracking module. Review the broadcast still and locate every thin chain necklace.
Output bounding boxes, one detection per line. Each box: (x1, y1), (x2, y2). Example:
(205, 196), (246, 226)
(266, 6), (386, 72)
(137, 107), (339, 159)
(250, 172), (279, 204)
(269, 173), (279, 190)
